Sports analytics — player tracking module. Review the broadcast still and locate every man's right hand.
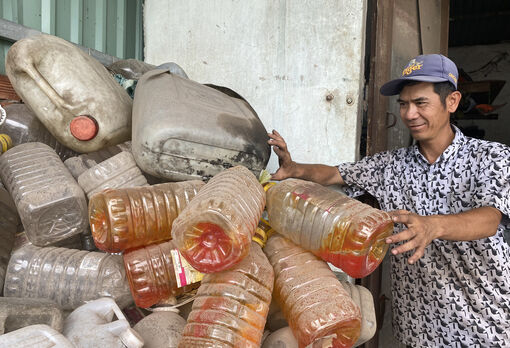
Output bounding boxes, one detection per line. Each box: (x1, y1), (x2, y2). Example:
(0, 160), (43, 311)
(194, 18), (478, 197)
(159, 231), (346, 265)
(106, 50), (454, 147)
(267, 129), (297, 180)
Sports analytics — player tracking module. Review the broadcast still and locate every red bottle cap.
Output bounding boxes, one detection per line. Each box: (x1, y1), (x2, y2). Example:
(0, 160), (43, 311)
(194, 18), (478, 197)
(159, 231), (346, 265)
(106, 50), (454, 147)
(70, 115), (98, 141)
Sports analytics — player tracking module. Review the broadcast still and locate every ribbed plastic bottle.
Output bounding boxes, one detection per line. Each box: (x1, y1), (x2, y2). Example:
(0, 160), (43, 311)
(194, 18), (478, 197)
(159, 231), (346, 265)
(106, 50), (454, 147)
(123, 240), (203, 308)
(78, 151), (148, 199)
(172, 166), (265, 273)
(0, 142), (88, 246)
(0, 104), (77, 160)
(3, 244), (133, 310)
(89, 180), (205, 253)
(178, 242), (274, 348)
(0, 186), (18, 293)
(264, 234), (361, 348)
(0, 324), (74, 348)
(63, 297), (144, 348)
(265, 179), (393, 278)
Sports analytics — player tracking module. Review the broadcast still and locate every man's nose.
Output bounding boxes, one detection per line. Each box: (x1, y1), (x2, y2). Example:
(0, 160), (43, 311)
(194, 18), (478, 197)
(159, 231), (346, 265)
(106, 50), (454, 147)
(402, 104), (418, 120)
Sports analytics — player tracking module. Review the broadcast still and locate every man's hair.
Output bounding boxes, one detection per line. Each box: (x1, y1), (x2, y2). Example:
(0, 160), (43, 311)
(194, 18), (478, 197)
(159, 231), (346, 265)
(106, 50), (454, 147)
(403, 81), (456, 108)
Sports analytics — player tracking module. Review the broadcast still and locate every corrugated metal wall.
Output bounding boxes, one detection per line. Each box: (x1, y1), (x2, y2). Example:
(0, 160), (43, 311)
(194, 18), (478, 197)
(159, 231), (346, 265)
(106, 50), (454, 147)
(0, 0), (143, 74)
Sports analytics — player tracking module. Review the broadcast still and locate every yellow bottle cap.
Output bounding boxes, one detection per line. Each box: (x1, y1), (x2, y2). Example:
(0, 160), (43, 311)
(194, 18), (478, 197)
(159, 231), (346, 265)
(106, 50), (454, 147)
(0, 134), (12, 154)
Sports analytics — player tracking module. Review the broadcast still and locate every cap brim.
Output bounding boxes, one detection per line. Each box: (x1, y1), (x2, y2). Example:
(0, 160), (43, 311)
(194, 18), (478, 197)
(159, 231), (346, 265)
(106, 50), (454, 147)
(380, 76), (448, 96)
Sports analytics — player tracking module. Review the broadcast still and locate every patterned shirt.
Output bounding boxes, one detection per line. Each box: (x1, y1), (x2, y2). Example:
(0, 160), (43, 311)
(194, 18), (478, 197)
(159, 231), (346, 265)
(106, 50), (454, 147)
(337, 125), (510, 348)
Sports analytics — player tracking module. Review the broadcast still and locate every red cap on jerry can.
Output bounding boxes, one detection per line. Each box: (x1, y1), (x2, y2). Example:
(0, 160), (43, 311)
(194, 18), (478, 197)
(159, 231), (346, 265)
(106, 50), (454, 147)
(70, 115), (98, 141)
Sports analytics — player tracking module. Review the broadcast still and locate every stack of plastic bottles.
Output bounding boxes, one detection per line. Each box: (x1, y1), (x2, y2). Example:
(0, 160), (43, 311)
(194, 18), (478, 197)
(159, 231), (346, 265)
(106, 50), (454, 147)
(0, 33), (393, 348)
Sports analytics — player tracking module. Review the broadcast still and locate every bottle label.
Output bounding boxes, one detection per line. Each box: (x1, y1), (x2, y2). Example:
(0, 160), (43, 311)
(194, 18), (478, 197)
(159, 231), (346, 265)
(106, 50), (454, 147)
(170, 249), (203, 288)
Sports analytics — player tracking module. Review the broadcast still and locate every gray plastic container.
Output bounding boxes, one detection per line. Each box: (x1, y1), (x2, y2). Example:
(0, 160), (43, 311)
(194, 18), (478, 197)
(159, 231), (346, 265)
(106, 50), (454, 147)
(0, 324), (74, 348)
(132, 69), (270, 181)
(0, 104), (77, 161)
(0, 297), (64, 334)
(78, 151), (148, 199)
(4, 244), (133, 310)
(0, 186), (18, 293)
(133, 311), (186, 348)
(0, 142), (88, 246)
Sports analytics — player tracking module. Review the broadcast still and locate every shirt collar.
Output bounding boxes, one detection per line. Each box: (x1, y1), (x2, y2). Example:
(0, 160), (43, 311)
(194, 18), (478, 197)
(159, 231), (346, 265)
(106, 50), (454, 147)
(411, 124), (466, 165)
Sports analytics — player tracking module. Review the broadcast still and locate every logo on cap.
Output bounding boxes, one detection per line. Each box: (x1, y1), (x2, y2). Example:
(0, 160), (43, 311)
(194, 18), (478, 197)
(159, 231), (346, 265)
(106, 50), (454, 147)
(448, 73), (457, 84)
(402, 59), (423, 76)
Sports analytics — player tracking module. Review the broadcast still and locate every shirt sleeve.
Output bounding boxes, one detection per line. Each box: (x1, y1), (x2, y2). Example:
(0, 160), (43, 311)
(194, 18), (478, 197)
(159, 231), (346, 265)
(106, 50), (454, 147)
(337, 151), (391, 199)
(473, 143), (510, 225)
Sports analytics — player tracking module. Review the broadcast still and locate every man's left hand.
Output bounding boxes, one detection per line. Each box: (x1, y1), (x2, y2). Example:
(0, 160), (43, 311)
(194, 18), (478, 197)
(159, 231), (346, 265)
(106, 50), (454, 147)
(386, 210), (442, 264)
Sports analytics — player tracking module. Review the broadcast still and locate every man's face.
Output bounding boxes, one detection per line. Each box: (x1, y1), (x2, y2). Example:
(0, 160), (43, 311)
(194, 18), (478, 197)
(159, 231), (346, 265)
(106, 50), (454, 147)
(397, 82), (451, 142)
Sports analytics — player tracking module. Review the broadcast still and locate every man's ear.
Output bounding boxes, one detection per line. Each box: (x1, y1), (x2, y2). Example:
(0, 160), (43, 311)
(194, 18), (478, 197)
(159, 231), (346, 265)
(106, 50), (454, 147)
(447, 91), (462, 113)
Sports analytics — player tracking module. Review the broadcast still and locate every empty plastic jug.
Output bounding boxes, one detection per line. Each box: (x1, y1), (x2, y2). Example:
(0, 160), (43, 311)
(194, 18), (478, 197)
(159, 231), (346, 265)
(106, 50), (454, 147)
(341, 282), (377, 347)
(179, 242), (274, 348)
(0, 186), (18, 293)
(78, 151), (148, 199)
(264, 234), (361, 348)
(132, 69), (270, 181)
(123, 240), (203, 308)
(266, 179), (393, 278)
(133, 311), (186, 348)
(172, 166), (265, 273)
(0, 297), (63, 334)
(0, 103), (77, 160)
(4, 244), (133, 310)
(5, 34), (132, 153)
(0, 324), (74, 348)
(63, 297), (143, 348)
(90, 180), (204, 253)
(0, 142), (88, 246)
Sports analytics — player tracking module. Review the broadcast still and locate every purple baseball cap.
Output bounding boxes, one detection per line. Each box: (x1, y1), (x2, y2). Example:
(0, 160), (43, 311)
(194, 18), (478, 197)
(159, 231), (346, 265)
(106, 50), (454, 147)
(380, 54), (458, 96)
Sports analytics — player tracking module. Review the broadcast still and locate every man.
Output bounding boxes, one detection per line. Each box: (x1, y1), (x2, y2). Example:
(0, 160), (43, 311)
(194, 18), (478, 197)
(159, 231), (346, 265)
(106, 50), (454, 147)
(268, 54), (510, 347)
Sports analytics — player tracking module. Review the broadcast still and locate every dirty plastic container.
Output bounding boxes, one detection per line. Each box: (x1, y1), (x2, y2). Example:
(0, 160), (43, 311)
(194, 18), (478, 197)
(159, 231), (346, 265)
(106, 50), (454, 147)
(172, 166), (265, 273)
(0, 324), (74, 348)
(0, 186), (18, 293)
(262, 327), (298, 348)
(133, 311), (186, 348)
(90, 180), (204, 253)
(4, 244), (133, 310)
(266, 179), (393, 278)
(12, 230), (82, 251)
(264, 234), (361, 348)
(0, 104), (77, 160)
(132, 69), (270, 181)
(0, 297), (63, 334)
(341, 282), (377, 347)
(0, 142), (88, 246)
(123, 240), (203, 308)
(63, 297), (143, 348)
(5, 34), (132, 153)
(78, 151), (148, 199)
(179, 242), (273, 348)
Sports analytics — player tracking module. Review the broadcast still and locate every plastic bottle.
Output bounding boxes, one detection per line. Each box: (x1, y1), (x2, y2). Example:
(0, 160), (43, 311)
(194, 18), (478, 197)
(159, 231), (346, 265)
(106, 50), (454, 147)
(0, 186), (19, 293)
(0, 297), (64, 334)
(0, 104), (77, 160)
(133, 311), (186, 348)
(0, 142), (88, 246)
(78, 151), (148, 199)
(63, 297), (144, 348)
(0, 324), (74, 348)
(12, 230), (82, 251)
(172, 166), (265, 273)
(265, 179), (393, 278)
(3, 244), (133, 310)
(264, 234), (361, 348)
(341, 282), (377, 346)
(178, 242), (274, 348)
(89, 180), (204, 253)
(123, 240), (203, 308)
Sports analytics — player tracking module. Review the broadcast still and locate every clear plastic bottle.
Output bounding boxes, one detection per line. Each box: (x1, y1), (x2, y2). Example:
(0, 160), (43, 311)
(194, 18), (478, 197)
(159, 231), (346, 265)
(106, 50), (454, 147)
(0, 104), (77, 160)
(172, 166), (265, 273)
(0, 324), (74, 348)
(0, 186), (18, 293)
(3, 244), (133, 310)
(0, 142), (89, 246)
(78, 151), (148, 199)
(123, 240), (203, 308)
(63, 297), (144, 348)
(265, 179), (393, 278)
(264, 234), (361, 348)
(178, 242), (274, 348)
(89, 180), (204, 253)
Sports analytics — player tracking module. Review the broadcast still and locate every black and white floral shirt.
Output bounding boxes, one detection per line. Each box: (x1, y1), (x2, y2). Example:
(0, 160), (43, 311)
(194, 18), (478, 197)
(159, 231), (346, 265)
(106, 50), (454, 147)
(338, 125), (510, 348)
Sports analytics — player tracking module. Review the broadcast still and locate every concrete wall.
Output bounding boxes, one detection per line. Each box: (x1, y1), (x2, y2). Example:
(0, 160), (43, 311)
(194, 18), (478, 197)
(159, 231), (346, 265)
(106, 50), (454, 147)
(144, 0), (368, 173)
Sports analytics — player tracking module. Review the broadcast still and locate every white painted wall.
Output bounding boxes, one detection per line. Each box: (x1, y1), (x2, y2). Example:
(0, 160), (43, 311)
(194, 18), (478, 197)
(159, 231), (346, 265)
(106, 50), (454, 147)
(144, 0), (368, 173)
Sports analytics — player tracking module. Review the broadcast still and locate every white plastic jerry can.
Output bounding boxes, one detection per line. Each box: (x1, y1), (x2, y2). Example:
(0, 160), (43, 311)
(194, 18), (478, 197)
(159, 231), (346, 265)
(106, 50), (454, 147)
(5, 34), (132, 153)
(63, 297), (143, 348)
(0, 324), (74, 348)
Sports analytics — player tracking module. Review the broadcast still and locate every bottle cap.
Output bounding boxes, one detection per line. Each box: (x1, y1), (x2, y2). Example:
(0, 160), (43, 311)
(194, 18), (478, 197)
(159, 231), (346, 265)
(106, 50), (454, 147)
(119, 328), (144, 348)
(70, 115), (98, 141)
(0, 134), (12, 154)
